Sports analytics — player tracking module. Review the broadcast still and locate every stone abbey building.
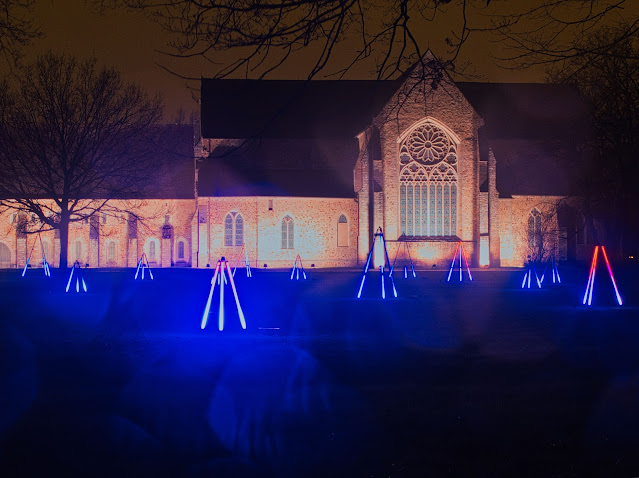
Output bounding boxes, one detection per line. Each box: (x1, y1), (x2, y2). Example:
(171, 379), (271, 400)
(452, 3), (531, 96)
(0, 56), (592, 270)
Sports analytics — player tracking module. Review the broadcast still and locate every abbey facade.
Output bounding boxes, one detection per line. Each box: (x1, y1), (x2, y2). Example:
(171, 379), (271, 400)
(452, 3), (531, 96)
(0, 56), (592, 270)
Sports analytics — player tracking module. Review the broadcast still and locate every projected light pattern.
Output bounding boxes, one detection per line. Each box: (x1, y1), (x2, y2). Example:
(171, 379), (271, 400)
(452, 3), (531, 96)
(290, 254), (307, 280)
(134, 253), (154, 280)
(65, 260), (88, 293)
(201, 257), (247, 331)
(521, 259), (541, 289)
(446, 241), (472, 282)
(232, 244), (252, 278)
(583, 246), (623, 306)
(357, 227), (397, 299)
(540, 257), (561, 285)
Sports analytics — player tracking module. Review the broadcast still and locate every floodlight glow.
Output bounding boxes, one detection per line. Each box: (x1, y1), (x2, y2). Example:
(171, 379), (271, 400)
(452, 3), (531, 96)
(82, 277), (87, 292)
(601, 246), (623, 306)
(521, 270), (527, 289)
(357, 227), (397, 298)
(404, 266), (407, 279)
(21, 260), (29, 277)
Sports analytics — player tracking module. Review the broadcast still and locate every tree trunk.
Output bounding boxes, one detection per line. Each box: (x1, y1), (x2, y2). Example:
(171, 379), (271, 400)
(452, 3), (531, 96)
(58, 215), (69, 269)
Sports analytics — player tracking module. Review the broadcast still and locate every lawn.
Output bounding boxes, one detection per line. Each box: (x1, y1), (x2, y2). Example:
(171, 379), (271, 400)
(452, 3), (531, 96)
(1, 263), (638, 477)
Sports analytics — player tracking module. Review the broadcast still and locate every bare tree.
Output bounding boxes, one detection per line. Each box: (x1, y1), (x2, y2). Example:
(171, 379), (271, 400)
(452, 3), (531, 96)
(492, 1), (639, 69)
(95, 1), (638, 81)
(0, 0), (41, 70)
(95, 0), (503, 81)
(0, 52), (164, 268)
(549, 23), (639, 257)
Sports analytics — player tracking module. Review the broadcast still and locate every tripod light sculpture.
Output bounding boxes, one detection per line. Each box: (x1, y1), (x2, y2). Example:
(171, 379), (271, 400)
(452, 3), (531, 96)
(391, 240), (417, 279)
(582, 245), (623, 306)
(540, 256), (561, 285)
(232, 244), (252, 278)
(201, 257), (247, 331)
(447, 241), (473, 282)
(290, 254), (307, 280)
(66, 260), (88, 293)
(22, 233), (51, 278)
(134, 253), (154, 280)
(521, 259), (541, 289)
(357, 227), (397, 299)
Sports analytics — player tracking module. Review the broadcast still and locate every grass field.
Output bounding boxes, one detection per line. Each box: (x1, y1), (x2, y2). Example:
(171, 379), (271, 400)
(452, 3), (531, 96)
(1, 263), (638, 477)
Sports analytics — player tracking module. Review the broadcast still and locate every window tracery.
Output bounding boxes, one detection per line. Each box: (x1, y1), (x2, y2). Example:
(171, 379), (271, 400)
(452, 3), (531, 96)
(399, 120), (458, 237)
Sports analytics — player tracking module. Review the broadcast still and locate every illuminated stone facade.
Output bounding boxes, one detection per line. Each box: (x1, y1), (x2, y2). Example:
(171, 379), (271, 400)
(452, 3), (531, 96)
(0, 55), (591, 269)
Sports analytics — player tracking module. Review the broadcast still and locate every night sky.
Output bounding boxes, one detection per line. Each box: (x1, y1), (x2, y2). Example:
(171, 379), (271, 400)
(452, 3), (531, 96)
(2, 1), (567, 122)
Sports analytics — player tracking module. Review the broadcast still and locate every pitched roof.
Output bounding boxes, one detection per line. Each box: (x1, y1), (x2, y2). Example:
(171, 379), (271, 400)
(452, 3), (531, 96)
(201, 78), (401, 139)
(197, 138), (358, 197)
(458, 82), (591, 197)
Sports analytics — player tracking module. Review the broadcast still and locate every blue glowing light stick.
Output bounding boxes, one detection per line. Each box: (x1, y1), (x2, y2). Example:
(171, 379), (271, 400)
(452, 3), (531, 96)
(134, 257), (142, 279)
(66, 267), (75, 292)
(201, 262), (220, 329)
(225, 262), (247, 329)
(357, 248), (373, 299)
(380, 265), (385, 299)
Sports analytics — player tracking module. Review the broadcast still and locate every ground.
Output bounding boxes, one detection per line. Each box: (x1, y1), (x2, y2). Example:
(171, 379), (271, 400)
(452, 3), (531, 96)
(1, 263), (638, 477)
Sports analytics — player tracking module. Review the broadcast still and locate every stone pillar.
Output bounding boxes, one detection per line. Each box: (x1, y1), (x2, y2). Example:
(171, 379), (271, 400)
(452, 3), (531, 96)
(488, 148), (501, 267)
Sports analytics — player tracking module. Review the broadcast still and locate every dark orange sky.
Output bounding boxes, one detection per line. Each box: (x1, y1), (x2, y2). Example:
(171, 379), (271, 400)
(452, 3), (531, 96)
(8, 0), (562, 121)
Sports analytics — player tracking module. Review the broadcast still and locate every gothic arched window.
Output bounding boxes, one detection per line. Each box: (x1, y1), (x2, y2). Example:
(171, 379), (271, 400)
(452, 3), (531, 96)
(337, 214), (348, 247)
(528, 208), (542, 249)
(107, 241), (116, 262)
(177, 240), (185, 259)
(399, 120), (458, 237)
(281, 216), (294, 249)
(224, 212), (244, 246)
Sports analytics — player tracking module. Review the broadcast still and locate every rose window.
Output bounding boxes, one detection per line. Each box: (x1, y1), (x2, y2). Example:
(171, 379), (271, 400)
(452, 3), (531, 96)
(399, 120), (458, 238)
(401, 123), (454, 165)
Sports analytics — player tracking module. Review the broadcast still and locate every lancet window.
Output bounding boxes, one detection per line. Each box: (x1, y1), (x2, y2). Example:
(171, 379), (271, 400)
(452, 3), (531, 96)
(399, 120), (458, 237)
(224, 212), (244, 246)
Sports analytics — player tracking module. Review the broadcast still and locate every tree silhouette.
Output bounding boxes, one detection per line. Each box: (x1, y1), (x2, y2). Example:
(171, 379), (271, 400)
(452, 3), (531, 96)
(97, 1), (638, 81)
(550, 23), (639, 257)
(0, 0), (41, 70)
(0, 52), (163, 268)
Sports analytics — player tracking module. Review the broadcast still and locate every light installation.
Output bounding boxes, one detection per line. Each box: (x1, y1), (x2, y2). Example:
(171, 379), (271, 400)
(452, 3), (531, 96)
(22, 233), (51, 277)
(540, 256), (561, 285)
(357, 227), (397, 299)
(66, 260), (88, 293)
(232, 244), (252, 277)
(391, 240), (417, 279)
(201, 257), (247, 331)
(290, 254), (307, 280)
(582, 245), (623, 306)
(521, 259), (541, 289)
(447, 241), (473, 282)
(134, 253), (154, 280)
